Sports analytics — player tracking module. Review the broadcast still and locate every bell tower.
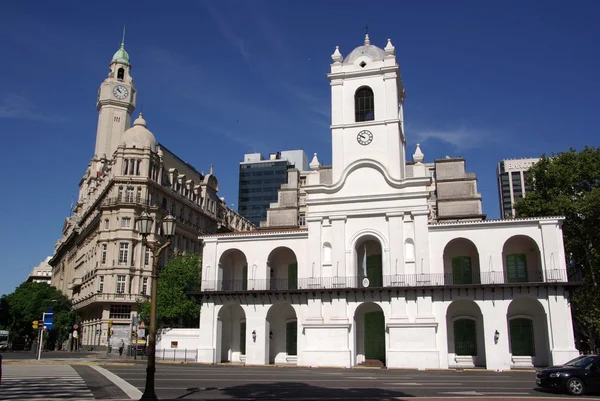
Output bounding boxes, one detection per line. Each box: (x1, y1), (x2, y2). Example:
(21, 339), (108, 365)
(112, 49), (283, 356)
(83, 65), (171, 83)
(94, 30), (137, 158)
(328, 34), (406, 183)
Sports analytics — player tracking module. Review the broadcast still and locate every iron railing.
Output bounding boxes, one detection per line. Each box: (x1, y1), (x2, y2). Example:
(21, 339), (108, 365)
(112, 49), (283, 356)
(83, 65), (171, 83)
(201, 269), (578, 292)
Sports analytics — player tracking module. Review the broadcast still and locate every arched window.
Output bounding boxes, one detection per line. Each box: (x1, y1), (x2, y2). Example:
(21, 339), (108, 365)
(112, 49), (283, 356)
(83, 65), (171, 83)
(117, 68), (125, 80)
(404, 238), (415, 262)
(322, 242), (332, 265)
(355, 87), (374, 122)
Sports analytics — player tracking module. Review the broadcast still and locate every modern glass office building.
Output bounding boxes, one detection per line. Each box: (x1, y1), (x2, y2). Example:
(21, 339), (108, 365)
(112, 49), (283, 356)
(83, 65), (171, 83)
(496, 158), (539, 218)
(238, 150), (308, 226)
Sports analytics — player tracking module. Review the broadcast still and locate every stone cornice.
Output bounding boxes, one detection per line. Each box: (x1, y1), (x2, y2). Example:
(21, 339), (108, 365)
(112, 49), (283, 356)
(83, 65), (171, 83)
(429, 216), (565, 229)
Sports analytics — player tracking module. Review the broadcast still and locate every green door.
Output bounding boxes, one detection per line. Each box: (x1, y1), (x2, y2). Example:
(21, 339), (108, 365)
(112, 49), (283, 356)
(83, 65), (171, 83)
(366, 255), (383, 287)
(364, 311), (385, 363)
(240, 321), (246, 355)
(506, 254), (528, 283)
(286, 321), (297, 356)
(454, 319), (477, 356)
(510, 318), (535, 356)
(288, 263), (298, 290)
(452, 256), (473, 284)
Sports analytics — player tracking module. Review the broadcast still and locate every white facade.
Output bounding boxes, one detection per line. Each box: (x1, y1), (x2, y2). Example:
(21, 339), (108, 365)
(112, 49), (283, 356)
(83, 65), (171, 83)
(196, 35), (579, 371)
(27, 256), (53, 284)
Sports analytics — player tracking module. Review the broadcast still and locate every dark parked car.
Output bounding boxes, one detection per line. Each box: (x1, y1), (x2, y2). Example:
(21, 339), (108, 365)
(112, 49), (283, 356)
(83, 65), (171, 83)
(536, 355), (600, 396)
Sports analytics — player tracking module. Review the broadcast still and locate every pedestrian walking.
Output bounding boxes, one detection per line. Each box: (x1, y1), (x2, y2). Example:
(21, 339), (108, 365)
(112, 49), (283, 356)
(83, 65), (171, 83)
(118, 339), (124, 356)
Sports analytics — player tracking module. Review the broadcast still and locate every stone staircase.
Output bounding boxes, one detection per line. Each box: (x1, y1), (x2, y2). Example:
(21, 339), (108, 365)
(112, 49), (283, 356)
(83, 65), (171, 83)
(358, 359), (385, 368)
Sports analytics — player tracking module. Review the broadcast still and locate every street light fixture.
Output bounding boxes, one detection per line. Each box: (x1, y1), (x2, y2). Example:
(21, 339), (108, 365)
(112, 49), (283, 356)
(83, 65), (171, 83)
(137, 211), (176, 401)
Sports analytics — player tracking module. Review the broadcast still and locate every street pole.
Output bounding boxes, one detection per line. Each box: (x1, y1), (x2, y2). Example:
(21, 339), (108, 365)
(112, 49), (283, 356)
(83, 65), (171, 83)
(37, 329), (43, 360)
(140, 239), (171, 401)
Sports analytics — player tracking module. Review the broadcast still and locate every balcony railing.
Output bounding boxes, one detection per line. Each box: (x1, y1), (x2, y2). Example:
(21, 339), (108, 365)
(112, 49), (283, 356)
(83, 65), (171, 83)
(101, 197), (160, 208)
(200, 269), (579, 293)
(72, 292), (150, 308)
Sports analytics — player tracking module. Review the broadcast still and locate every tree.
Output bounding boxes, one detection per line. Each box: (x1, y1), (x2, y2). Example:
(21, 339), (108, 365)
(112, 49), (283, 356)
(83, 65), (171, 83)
(2, 282), (73, 349)
(515, 146), (600, 353)
(139, 253), (202, 329)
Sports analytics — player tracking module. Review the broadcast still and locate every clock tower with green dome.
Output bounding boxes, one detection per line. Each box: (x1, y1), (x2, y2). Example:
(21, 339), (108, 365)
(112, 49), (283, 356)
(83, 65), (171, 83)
(94, 30), (137, 159)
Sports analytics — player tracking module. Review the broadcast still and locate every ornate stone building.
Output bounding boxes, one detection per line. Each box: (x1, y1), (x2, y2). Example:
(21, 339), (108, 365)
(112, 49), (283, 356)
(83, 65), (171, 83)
(49, 37), (253, 349)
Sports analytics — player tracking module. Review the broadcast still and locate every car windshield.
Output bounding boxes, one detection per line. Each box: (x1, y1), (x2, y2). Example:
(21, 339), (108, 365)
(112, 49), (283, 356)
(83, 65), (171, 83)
(564, 356), (597, 367)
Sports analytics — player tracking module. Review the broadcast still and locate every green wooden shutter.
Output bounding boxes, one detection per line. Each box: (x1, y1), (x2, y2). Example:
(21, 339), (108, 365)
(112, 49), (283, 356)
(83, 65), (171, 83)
(506, 254), (528, 283)
(240, 321), (246, 355)
(366, 255), (383, 287)
(452, 257), (473, 284)
(454, 319), (477, 356)
(288, 263), (298, 290)
(286, 321), (297, 356)
(242, 264), (248, 290)
(510, 318), (535, 356)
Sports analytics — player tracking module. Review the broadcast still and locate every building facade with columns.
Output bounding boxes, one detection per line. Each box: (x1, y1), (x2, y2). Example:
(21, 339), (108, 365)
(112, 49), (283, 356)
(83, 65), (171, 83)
(49, 38), (253, 350)
(195, 34), (579, 371)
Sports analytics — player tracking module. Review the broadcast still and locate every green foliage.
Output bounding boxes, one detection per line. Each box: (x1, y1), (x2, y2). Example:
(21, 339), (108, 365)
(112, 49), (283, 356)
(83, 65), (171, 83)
(0, 282), (73, 348)
(139, 253), (202, 329)
(515, 146), (600, 352)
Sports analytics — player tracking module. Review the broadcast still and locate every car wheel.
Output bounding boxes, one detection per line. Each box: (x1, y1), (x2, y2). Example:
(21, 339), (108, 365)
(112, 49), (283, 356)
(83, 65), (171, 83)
(566, 377), (585, 396)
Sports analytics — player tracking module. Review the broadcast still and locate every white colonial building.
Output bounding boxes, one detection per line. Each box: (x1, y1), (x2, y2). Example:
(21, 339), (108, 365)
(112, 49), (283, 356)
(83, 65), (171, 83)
(195, 34), (579, 371)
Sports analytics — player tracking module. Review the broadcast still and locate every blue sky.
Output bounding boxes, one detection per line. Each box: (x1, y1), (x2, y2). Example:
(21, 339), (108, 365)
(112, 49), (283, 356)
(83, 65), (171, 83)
(0, 0), (598, 296)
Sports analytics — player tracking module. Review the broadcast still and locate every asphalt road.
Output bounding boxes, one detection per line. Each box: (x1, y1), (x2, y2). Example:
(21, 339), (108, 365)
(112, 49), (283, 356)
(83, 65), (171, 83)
(104, 363), (600, 400)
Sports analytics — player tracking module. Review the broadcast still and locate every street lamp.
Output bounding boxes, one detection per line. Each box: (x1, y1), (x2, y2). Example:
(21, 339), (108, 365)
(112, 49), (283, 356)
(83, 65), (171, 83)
(137, 211), (176, 401)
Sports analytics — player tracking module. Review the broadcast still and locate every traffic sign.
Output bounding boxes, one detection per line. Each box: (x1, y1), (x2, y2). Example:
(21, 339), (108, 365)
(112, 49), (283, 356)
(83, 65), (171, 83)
(138, 321), (146, 329)
(73, 324), (79, 330)
(43, 312), (54, 330)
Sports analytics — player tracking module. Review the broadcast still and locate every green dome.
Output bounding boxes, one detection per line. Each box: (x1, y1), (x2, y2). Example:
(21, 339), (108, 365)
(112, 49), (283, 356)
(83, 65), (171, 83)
(112, 43), (130, 65)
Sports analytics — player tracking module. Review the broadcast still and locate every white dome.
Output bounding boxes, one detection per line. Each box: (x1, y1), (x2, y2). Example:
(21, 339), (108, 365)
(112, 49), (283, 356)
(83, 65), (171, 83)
(121, 114), (157, 152)
(343, 34), (387, 65)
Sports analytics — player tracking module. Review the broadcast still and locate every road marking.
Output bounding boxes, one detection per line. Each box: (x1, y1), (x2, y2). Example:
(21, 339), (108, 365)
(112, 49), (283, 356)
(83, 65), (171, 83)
(91, 365), (142, 399)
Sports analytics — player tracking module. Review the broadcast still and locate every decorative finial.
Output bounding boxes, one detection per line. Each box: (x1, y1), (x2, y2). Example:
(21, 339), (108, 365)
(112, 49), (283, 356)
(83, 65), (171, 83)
(362, 25), (370, 45)
(309, 152), (321, 170)
(121, 25), (126, 48)
(385, 38), (395, 55)
(331, 46), (343, 63)
(413, 143), (425, 163)
(209, 164), (214, 174)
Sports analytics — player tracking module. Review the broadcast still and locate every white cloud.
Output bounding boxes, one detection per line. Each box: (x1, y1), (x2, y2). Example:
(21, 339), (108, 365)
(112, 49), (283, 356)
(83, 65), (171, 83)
(203, 2), (250, 60)
(410, 125), (495, 150)
(0, 93), (66, 122)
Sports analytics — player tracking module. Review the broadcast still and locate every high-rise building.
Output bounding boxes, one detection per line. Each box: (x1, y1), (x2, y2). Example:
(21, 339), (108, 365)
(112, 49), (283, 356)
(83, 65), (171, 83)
(497, 158), (540, 218)
(48, 36), (253, 350)
(238, 150), (308, 226)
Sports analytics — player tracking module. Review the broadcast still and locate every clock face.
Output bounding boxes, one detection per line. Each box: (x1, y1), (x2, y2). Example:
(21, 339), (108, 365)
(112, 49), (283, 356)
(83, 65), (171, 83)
(357, 130), (373, 146)
(113, 85), (129, 100)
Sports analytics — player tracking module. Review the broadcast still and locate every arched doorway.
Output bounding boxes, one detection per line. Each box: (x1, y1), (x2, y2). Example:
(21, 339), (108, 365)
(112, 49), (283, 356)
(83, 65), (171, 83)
(266, 303), (298, 364)
(446, 300), (486, 368)
(219, 249), (248, 291)
(502, 236), (542, 283)
(355, 236), (383, 288)
(217, 304), (246, 363)
(267, 247), (298, 290)
(354, 302), (386, 366)
(443, 238), (481, 284)
(507, 297), (551, 367)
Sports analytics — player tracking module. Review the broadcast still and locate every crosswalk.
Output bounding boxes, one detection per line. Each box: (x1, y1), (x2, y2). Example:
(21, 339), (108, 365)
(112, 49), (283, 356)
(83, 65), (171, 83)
(0, 364), (94, 400)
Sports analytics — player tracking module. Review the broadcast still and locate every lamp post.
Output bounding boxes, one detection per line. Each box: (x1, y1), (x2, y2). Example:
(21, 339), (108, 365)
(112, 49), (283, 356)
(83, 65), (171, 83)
(137, 211), (176, 401)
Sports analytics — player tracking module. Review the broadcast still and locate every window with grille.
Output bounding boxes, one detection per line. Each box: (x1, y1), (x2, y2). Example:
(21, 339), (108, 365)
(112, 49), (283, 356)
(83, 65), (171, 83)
(126, 187), (134, 202)
(144, 248), (151, 266)
(240, 321), (246, 355)
(104, 219), (109, 230)
(101, 244), (107, 265)
(98, 276), (104, 293)
(299, 214), (306, 226)
(286, 320), (297, 356)
(116, 275), (126, 294)
(109, 304), (131, 319)
(118, 243), (129, 264)
(509, 318), (535, 356)
(454, 319), (477, 356)
(142, 277), (148, 295)
(355, 87), (374, 122)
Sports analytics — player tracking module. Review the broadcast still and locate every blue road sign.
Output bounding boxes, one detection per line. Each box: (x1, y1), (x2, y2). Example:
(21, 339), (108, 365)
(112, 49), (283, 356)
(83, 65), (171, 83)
(43, 312), (54, 330)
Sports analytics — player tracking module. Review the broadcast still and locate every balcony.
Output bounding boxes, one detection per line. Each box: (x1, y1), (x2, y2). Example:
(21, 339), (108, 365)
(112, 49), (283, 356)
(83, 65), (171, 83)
(199, 269), (581, 294)
(100, 197), (160, 209)
(71, 292), (150, 309)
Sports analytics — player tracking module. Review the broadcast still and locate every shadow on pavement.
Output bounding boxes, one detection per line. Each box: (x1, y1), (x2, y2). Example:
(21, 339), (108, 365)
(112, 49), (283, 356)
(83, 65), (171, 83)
(181, 381), (414, 400)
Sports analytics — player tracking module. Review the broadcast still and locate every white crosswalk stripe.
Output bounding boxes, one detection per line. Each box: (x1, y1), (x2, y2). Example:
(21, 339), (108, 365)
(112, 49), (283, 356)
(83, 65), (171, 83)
(0, 365), (94, 400)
